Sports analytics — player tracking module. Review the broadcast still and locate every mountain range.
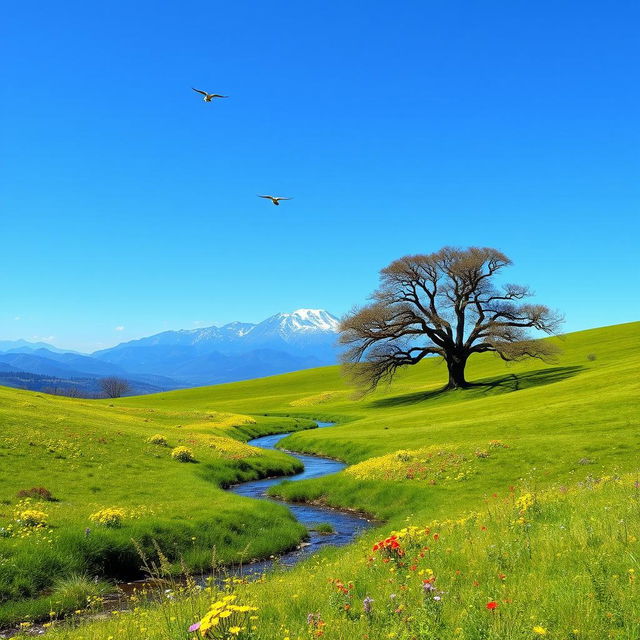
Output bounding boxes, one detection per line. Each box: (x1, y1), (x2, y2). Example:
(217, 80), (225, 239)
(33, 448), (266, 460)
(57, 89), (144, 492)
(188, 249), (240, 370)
(0, 309), (342, 394)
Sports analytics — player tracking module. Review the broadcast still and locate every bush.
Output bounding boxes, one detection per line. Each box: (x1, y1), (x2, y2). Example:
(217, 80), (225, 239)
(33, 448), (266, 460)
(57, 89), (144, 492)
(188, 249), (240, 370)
(313, 522), (335, 535)
(171, 446), (195, 463)
(89, 507), (126, 528)
(17, 509), (48, 527)
(16, 487), (56, 501)
(146, 434), (168, 446)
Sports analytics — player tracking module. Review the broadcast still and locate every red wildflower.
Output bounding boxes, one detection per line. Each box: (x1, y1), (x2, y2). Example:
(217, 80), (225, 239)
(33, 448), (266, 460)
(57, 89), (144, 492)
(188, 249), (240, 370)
(486, 601), (498, 610)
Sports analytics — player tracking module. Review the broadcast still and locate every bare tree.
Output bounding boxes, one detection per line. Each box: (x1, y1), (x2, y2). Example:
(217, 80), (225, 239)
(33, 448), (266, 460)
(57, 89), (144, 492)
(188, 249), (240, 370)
(99, 377), (131, 398)
(340, 247), (563, 391)
(42, 385), (86, 398)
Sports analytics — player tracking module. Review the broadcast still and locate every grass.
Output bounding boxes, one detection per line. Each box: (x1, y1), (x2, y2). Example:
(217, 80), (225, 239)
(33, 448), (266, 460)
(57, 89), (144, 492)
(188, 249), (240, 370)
(311, 523), (335, 535)
(0, 392), (316, 622)
(1, 320), (638, 638)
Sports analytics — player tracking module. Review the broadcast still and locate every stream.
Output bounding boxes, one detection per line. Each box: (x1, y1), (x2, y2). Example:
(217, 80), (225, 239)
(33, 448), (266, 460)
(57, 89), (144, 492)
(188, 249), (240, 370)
(225, 421), (373, 574)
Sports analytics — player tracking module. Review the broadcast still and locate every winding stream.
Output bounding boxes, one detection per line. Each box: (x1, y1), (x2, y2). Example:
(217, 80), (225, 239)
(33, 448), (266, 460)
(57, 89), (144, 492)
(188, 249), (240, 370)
(226, 421), (373, 574)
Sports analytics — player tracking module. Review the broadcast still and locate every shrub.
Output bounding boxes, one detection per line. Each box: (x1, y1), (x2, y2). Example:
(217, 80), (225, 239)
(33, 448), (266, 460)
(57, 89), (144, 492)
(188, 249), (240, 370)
(314, 523), (335, 535)
(16, 487), (56, 501)
(171, 446), (195, 462)
(51, 574), (110, 607)
(17, 509), (48, 527)
(89, 507), (127, 528)
(146, 434), (168, 446)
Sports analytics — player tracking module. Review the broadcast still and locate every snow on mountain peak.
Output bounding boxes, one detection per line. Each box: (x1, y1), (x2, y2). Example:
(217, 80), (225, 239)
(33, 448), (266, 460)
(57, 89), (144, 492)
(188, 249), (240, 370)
(288, 309), (339, 332)
(244, 309), (340, 343)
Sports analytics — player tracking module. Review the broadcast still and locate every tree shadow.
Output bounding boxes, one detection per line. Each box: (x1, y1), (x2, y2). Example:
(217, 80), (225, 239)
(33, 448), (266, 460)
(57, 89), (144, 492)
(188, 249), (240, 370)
(370, 365), (584, 408)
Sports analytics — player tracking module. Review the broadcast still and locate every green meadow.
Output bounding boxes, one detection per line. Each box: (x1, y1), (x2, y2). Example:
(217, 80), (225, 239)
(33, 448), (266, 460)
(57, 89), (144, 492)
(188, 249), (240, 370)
(0, 393), (314, 624)
(1, 321), (639, 639)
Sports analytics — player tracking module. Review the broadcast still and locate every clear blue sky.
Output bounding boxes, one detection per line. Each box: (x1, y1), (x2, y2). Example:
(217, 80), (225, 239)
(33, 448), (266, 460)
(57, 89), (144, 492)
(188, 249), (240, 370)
(1, 1), (638, 352)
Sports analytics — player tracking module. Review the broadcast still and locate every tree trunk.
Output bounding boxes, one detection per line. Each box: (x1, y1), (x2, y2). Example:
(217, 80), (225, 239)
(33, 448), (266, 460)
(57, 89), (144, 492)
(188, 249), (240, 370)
(445, 354), (469, 390)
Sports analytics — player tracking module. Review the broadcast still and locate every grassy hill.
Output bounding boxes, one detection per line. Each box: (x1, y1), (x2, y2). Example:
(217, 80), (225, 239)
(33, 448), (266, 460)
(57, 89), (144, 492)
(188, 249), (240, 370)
(1, 321), (638, 638)
(116, 322), (639, 521)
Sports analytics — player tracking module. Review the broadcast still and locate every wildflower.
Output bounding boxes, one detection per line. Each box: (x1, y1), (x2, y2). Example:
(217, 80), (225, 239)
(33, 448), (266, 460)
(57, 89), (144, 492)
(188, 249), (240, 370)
(363, 597), (373, 615)
(89, 507), (126, 528)
(16, 509), (48, 527)
(422, 580), (435, 593)
(188, 597), (257, 635)
(486, 601), (498, 610)
(171, 446), (195, 462)
(533, 627), (547, 635)
(307, 613), (324, 628)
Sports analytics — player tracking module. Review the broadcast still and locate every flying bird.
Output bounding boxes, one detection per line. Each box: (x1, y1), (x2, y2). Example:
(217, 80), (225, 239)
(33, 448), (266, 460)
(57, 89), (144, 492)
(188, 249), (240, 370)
(192, 88), (228, 102)
(257, 195), (293, 206)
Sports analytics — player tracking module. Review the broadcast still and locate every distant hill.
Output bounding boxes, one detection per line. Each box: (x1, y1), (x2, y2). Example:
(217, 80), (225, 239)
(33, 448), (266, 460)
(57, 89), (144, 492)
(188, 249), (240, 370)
(0, 370), (169, 396)
(0, 348), (179, 395)
(0, 339), (79, 354)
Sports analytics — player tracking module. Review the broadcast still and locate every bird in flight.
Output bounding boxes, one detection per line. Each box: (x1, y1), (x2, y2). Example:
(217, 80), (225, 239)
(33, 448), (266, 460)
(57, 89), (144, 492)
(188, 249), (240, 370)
(192, 88), (228, 102)
(257, 195), (293, 206)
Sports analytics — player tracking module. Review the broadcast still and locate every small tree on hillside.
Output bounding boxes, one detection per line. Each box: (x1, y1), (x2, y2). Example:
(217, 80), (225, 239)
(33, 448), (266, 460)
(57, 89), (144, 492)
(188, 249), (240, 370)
(340, 246), (563, 391)
(99, 376), (131, 398)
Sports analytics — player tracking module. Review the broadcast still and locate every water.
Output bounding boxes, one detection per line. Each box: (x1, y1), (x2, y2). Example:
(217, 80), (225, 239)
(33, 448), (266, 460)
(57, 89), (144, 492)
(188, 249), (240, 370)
(226, 421), (373, 574)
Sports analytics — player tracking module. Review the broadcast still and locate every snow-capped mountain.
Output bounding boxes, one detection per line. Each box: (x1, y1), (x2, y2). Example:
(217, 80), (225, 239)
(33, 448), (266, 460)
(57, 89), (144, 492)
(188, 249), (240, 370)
(92, 309), (342, 385)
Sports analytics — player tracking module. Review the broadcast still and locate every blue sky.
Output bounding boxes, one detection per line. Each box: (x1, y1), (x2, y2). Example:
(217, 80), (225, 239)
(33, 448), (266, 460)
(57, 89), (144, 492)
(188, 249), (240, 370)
(1, 1), (638, 352)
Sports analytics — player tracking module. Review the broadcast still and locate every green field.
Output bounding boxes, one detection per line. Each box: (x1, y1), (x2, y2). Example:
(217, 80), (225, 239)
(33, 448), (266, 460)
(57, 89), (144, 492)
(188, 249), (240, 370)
(1, 321), (639, 639)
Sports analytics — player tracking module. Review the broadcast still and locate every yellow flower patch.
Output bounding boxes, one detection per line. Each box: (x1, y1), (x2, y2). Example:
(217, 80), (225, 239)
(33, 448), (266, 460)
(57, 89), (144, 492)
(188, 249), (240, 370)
(344, 443), (505, 484)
